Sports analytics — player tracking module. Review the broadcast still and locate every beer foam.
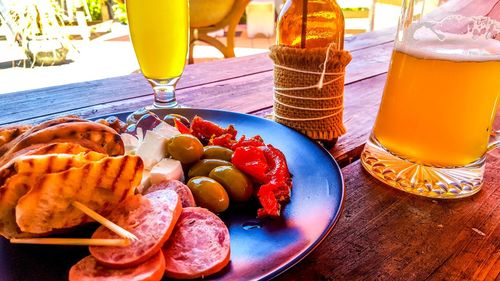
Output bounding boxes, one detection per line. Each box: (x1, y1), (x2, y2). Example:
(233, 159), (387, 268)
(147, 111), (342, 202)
(396, 15), (500, 61)
(396, 37), (500, 61)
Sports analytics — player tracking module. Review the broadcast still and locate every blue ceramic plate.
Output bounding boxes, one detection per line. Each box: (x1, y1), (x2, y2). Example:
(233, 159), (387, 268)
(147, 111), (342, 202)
(0, 108), (344, 281)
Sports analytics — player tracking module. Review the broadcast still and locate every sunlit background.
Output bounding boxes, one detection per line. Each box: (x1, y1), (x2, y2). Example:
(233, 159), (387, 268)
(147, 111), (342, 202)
(0, 0), (442, 94)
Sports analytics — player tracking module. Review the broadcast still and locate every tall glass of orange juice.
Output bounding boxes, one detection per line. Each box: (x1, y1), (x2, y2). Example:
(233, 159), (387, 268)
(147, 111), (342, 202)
(361, 0), (500, 198)
(126, 0), (189, 122)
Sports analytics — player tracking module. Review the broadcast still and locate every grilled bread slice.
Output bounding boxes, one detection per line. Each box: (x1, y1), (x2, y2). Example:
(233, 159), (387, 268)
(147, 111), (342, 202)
(0, 142), (93, 187)
(15, 155), (143, 234)
(0, 125), (32, 147)
(0, 122), (124, 167)
(0, 151), (108, 238)
(12, 151), (107, 177)
(0, 116), (85, 157)
(8, 121), (124, 156)
(0, 175), (35, 238)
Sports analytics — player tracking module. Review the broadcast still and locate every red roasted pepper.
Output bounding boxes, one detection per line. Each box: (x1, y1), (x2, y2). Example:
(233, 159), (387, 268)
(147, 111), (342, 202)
(209, 133), (235, 148)
(255, 145), (292, 217)
(260, 145), (291, 188)
(231, 135), (265, 150)
(231, 146), (269, 183)
(173, 118), (191, 134)
(232, 143), (292, 218)
(210, 134), (265, 150)
(191, 116), (237, 142)
(257, 182), (291, 217)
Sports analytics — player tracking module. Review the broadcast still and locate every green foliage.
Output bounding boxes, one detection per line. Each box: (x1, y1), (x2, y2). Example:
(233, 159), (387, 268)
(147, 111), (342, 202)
(86, 0), (102, 21)
(112, 1), (127, 24)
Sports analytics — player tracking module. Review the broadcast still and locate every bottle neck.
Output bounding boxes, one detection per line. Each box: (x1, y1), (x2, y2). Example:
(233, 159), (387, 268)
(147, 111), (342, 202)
(277, 0), (345, 49)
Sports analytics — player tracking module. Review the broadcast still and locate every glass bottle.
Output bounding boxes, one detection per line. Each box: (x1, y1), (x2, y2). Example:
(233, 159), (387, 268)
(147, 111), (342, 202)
(275, 0), (345, 148)
(277, 0), (344, 50)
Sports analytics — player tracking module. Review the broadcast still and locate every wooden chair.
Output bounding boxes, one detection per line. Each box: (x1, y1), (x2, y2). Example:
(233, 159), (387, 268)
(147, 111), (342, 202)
(188, 0), (250, 64)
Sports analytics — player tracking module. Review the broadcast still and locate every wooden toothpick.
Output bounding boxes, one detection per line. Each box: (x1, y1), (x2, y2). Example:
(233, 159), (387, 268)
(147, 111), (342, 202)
(71, 201), (138, 241)
(11, 238), (131, 247)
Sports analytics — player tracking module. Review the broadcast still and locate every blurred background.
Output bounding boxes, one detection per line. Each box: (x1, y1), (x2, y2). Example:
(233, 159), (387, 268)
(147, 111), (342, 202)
(0, 0), (443, 94)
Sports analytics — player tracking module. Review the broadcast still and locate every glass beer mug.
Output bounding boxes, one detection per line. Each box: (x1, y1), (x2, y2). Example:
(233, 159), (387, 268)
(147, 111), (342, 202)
(361, 0), (500, 198)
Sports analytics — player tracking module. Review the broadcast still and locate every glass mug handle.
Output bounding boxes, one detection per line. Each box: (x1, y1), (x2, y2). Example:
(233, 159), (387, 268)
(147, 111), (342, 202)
(487, 130), (500, 152)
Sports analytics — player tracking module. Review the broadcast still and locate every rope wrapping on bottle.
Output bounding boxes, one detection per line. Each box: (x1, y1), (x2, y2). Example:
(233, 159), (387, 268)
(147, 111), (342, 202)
(269, 44), (352, 140)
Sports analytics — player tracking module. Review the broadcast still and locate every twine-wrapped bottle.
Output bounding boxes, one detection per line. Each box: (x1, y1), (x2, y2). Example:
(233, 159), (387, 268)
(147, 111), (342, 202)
(271, 0), (351, 146)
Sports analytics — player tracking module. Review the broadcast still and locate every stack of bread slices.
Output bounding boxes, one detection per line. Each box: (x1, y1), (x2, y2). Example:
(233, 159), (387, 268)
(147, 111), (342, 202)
(0, 116), (143, 239)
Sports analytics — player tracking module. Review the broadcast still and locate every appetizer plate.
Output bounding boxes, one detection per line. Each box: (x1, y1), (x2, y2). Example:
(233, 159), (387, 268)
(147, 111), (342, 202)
(0, 108), (344, 281)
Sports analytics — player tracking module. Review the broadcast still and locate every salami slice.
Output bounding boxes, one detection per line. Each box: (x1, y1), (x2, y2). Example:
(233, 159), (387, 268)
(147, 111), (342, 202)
(69, 251), (165, 281)
(162, 207), (230, 279)
(144, 180), (196, 208)
(90, 190), (182, 268)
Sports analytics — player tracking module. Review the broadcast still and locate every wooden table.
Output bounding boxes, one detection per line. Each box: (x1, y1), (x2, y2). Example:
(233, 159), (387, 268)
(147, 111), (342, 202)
(1, 29), (498, 280)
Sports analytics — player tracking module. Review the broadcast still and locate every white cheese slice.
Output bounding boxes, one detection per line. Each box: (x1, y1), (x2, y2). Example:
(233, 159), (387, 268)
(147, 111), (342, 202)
(120, 133), (140, 155)
(150, 158), (184, 185)
(135, 130), (168, 170)
(153, 122), (181, 139)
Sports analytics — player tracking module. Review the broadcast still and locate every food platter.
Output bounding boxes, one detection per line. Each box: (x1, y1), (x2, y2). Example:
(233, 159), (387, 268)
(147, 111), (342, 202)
(0, 108), (344, 281)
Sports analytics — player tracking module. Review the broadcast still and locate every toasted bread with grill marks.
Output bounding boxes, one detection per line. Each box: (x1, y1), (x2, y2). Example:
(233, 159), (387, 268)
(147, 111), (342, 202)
(15, 155), (143, 234)
(0, 143), (93, 187)
(0, 116), (85, 157)
(10, 121), (124, 155)
(0, 175), (34, 238)
(0, 125), (33, 147)
(14, 151), (106, 175)
(0, 122), (124, 168)
(0, 151), (108, 238)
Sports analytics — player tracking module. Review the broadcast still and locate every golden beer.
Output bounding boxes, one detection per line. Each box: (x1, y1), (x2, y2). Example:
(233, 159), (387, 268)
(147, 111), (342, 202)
(373, 47), (500, 167)
(126, 0), (188, 80)
(361, 0), (500, 198)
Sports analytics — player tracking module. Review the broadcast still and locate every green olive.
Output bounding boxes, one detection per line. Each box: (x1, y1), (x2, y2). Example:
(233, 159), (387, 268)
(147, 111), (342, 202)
(209, 166), (253, 202)
(187, 177), (229, 213)
(188, 159), (232, 178)
(167, 134), (204, 164)
(202, 146), (234, 161)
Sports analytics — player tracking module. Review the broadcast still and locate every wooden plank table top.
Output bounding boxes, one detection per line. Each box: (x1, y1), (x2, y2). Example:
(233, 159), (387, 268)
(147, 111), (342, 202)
(0, 28), (498, 280)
